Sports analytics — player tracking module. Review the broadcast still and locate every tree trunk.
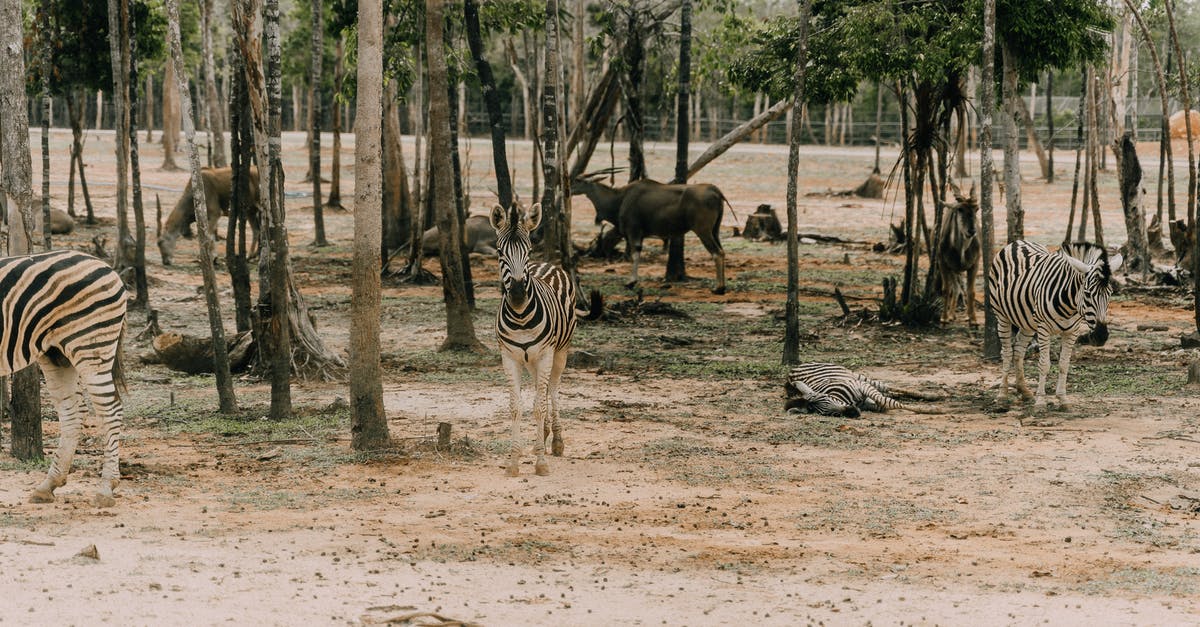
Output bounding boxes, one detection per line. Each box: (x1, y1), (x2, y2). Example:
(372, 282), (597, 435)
(665, 0), (693, 283)
(109, 0), (134, 273)
(573, 0), (585, 130)
(1067, 67), (1087, 241)
(539, 0), (573, 275)
(1087, 69), (1105, 247)
(1001, 44), (1023, 242)
(506, 38), (533, 141)
(445, 51), (475, 309)
(350, 0), (388, 450)
(465, 0), (513, 209)
(1, 0), (43, 460)
(326, 36), (345, 210)
(161, 53), (181, 171)
(382, 81), (411, 260)
(1166, 0), (1195, 232)
(980, 0), (1000, 360)
(228, 51), (254, 334)
(621, 10), (646, 182)
(201, 0), (227, 167)
(875, 82), (884, 174)
(167, 0), (236, 413)
(1117, 132), (1151, 274)
(68, 94), (78, 219)
(566, 65), (620, 179)
(145, 73), (154, 142)
(783, 0), (812, 365)
(1046, 71), (1054, 183)
(427, 0), (483, 353)
(39, 0), (51, 249)
(96, 89), (103, 131)
(1125, 0), (1174, 231)
(687, 99), (791, 179)
(128, 4), (150, 309)
(309, 0), (326, 246)
(1016, 94), (1049, 180)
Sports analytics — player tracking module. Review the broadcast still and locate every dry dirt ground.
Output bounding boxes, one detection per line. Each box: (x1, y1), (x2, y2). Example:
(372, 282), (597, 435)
(2, 128), (1200, 626)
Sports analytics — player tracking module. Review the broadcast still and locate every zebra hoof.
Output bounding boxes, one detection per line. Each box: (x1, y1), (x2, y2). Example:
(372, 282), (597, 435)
(28, 489), (55, 504)
(551, 438), (564, 457)
(534, 462), (550, 476)
(93, 493), (116, 508)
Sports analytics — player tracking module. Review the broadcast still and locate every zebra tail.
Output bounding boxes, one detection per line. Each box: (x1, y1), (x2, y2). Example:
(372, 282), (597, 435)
(577, 288), (604, 321)
(112, 320), (129, 397)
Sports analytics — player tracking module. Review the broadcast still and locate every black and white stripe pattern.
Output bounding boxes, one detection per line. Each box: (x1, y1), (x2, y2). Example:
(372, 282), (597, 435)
(785, 363), (907, 418)
(988, 240), (1122, 408)
(0, 251), (128, 507)
(491, 202), (596, 476)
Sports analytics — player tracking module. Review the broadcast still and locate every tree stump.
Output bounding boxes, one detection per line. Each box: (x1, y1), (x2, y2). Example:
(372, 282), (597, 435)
(853, 172), (885, 198)
(742, 204), (783, 241)
(1188, 360), (1200, 388)
(437, 422), (452, 449)
(153, 331), (256, 374)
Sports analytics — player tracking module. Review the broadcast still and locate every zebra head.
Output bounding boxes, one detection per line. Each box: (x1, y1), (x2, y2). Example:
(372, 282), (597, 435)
(490, 202), (542, 306)
(784, 380), (860, 418)
(1061, 242), (1124, 345)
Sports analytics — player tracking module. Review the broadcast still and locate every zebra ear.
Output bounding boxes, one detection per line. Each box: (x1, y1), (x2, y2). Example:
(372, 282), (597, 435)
(1107, 253), (1124, 274)
(786, 378), (817, 399)
(490, 204), (508, 232)
(524, 203), (543, 232)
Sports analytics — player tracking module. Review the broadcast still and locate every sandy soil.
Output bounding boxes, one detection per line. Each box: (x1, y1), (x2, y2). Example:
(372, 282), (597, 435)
(1, 128), (1199, 625)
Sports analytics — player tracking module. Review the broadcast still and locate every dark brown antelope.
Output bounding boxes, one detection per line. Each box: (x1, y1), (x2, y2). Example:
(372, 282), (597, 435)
(572, 174), (729, 294)
(936, 187), (980, 324)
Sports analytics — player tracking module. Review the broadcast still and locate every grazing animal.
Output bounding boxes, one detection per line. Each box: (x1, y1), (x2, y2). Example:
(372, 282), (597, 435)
(936, 190), (981, 324)
(491, 202), (602, 476)
(0, 251), (128, 507)
(420, 214), (498, 256)
(572, 176), (729, 294)
(988, 240), (1122, 409)
(784, 363), (909, 418)
(158, 166), (260, 266)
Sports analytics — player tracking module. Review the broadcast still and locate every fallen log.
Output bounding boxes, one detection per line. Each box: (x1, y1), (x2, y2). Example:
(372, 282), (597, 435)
(153, 331), (256, 375)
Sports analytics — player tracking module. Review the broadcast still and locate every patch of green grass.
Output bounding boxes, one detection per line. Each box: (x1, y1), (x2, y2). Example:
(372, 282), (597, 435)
(1070, 361), (1181, 397)
(760, 414), (1015, 449)
(1079, 567), (1200, 596)
(0, 457), (51, 472)
(148, 400), (350, 442)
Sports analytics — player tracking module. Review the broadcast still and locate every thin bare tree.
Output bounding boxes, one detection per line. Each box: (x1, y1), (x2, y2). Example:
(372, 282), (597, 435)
(0, 0), (43, 459)
(309, 0), (327, 246)
(201, 0), (227, 167)
(167, 0), (236, 413)
(783, 0), (812, 365)
(980, 0), (1000, 360)
(351, 0), (388, 449)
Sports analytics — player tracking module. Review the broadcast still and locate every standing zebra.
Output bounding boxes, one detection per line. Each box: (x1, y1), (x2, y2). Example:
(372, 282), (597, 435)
(491, 202), (601, 476)
(0, 251), (128, 507)
(988, 241), (1122, 409)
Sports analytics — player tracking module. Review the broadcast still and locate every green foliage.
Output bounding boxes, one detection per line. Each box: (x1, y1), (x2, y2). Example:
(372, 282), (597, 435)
(727, 12), (859, 104)
(992, 0), (1112, 82)
(28, 0), (167, 96)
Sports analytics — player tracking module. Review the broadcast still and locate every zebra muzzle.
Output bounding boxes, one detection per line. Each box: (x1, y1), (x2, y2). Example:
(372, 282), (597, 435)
(1083, 323), (1109, 346)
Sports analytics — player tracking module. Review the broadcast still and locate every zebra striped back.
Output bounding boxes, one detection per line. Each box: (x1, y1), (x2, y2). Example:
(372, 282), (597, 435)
(785, 363), (907, 418)
(988, 240), (1121, 341)
(0, 250), (127, 375)
(491, 203), (579, 357)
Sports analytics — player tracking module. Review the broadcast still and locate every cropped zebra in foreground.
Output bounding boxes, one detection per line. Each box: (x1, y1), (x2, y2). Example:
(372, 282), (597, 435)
(491, 202), (602, 476)
(784, 363), (936, 417)
(0, 251), (128, 507)
(989, 240), (1122, 409)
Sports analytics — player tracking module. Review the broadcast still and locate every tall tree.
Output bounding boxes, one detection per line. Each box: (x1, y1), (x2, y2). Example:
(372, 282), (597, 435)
(539, 0), (573, 271)
(427, 0), (484, 352)
(1, 0), (43, 460)
(201, 0), (227, 167)
(160, 45), (181, 171)
(464, 0), (513, 209)
(309, 0), (327, 246)
(673, 0), (692, 185)
(39, 0), (52, 249)
(1124, 0), (1174, 231)
(351, 0), (388, 450)
(167, 0), (236, 413)
(1001, 43), (1023, 242)
(108, 0), (133, 273)
(128, 1), (150, 308)
(783, 0), (812, 366)
(980, 0), (1000, 360)
(325, 35), (346, 211)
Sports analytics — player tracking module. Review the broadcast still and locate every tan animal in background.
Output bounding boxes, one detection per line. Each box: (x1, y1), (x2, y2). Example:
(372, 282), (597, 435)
(158, 166), (259, 265)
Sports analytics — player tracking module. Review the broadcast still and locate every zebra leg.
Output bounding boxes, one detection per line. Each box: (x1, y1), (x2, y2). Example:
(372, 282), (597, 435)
(532, 353), (555, 476)
(1032, 329), (1053, 409)
(1012, 330), (1035, 400)
(997, 323), (1013, 401)
(78, 364), (124, 508)
(627, 240), (642, 289)
(30, 360), (86, 504)
(1055, 334), (1078, 409)
(547, 349), (569, 457)
(965, 268), (977, 326)
(502, 356), (524, 477)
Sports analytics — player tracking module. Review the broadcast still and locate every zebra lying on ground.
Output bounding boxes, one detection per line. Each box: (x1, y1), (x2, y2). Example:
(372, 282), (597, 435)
(989, 240), (1122, 409)
(491, 202), (602, 476)
(0, 251), (128, 507)
(785, 363), (921, 418)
